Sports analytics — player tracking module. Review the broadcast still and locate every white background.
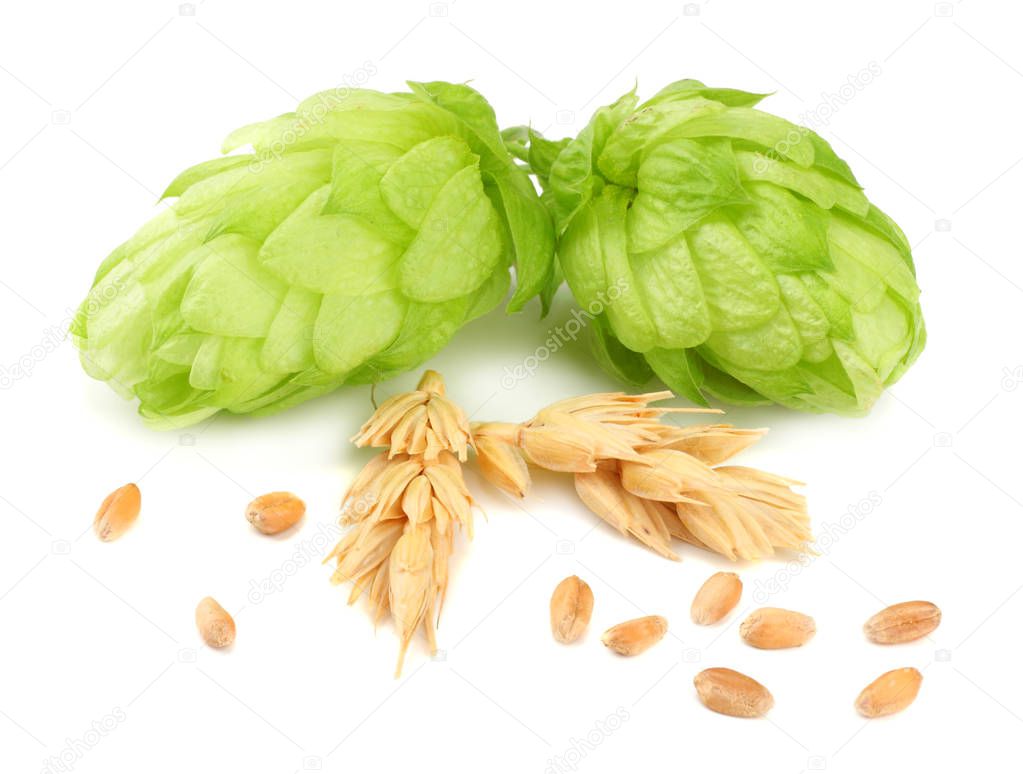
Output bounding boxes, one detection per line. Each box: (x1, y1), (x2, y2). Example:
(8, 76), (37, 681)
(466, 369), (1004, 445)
(1, 0), (1020, 772)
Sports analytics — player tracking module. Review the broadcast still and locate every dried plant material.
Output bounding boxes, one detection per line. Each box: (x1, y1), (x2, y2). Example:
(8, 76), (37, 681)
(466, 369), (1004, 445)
(537, 391), (717, 429)
(329, 371), (475, 676)
(575, 468), (678, 560)
(619, 449), (719, 502)
(855, 668), (923, 718)
(93, 483), (141, 542)
(424, 456), (475, 538)
(550, 576), (594, 643)
(864, 601), (941, 644)
(601, 615), (668, 656)
(426, 524), (454, 648)
(653, 500), (710, 550)
(518, 423), (604, 472)
(472, 389), (811, 562)
(352, 370), (472, 461)
(341, 455), (423, 526)
(389, 527), (433, 678)
(196, 597), (235, 648)
(330, 519), (405, 583)
(401, 476), (434, 525)
(675, 483), (812, 562)
(652, 425), (767, 466)
(245, 491), (305, 535)
(472, 428), (531, 498)
(694, 668), (773, 718)
(471, 421), (521, 447)
(740, 608), (816, 649)
(475, 391), (713, 476)
(691, 572), (743, 625)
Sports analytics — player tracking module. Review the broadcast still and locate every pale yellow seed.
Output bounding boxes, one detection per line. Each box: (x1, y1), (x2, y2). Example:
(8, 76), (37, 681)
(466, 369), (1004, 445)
(246, 491), (305, 535)
(195, 597), (235, 648)
(330, 370), (478, 677)
(417, 369), (446, 395)
(619, 448), (720, 502)
(653, 425), (767, 466)
(518, 425), (598, 472)
(864, 601), (941, 644)
(477, 389), (810, 563)
(574, 469), (678, 560)
(334, 520), (405, 583)
(389, 527), (434, 678)
(353, 391), (427, 448)
(601, 615), (668, 656)
(401, 476), (434, 525)
(691, 572), (743, 625)
(550, 576), (594, 644)
(694, 668), (774, 718)
(855, 668), (923, 717)
(93, 483), (141, 542)
(474, 436), (531, 498)
(740, 608), (816, 649)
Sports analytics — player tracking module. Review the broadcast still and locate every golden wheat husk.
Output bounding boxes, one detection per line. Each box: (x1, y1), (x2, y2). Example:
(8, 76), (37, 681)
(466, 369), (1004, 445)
(388, 526), (433, 678)
(352, 370), (472, 462)
(574, 466), (678, 560)
(471, 390), (811, 562)
(329, 371), (475, 677)
(474, 434), (531, 498)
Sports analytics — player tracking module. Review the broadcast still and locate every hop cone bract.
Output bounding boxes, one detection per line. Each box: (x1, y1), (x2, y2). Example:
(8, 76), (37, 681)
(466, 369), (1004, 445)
(73, 82), (554, 428)
(535, 80), (925, 414)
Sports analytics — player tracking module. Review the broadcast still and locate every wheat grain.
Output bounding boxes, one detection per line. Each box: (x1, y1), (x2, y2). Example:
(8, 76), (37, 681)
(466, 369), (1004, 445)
(740, 608), (816, 649)
(332, 519), (405, 585)
(601, 615), (668, 656)
(93, 483), (141, 542)
(388, 526), (434, 678)
(329, 371), (475, 676)
(195, 597), (235, 648)
(855, 668), (923, 717)
(574, 467), (678, 560)
(401, 475), (434, 525)
(864, 601), (941, 644)
(550, 576), (594, 644)
(691, 572), (743, 625)
(473, 435), (531, 498)
(246, 492), (305, 535)
(648, 424), (767, 465)
(619, 448), (720, 502)
(472, 389), (811, 562)
(352, 370), (471, 461)
(694, 668), (773, 717)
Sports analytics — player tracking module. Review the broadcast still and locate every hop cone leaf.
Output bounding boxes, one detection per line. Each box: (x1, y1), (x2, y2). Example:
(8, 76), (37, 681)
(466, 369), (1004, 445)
(531, 80), (925, 414)
(72, 82), (555, 428)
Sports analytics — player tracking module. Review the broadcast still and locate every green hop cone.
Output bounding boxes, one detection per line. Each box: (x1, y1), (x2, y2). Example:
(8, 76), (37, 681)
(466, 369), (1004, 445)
(73, 82), (554, 428)
(528, 80), (925, 414)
